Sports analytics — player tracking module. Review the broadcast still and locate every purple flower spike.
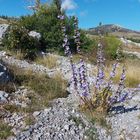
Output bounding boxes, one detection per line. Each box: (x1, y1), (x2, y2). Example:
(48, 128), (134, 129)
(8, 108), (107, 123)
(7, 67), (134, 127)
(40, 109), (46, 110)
(78, 59), (90, 98)
(73, 16), (81, 53)
(118, 92), (128, 103)
(95, 42), (105, 91)
(57, 15), (65, 20)
(116, 65), (126, 98)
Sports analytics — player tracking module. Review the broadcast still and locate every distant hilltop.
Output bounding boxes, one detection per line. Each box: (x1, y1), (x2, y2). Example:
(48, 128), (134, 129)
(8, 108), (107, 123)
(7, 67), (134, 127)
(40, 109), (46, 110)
(87, 24), (140, 39)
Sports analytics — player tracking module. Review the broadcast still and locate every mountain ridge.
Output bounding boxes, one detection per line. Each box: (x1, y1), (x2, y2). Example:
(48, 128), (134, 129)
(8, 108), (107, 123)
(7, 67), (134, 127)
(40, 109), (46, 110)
(87, 24), (140, 38)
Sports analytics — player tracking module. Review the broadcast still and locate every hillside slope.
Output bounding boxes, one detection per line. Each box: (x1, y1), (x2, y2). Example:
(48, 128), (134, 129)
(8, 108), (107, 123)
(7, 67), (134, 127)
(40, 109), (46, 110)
(88, 24), (140, 39)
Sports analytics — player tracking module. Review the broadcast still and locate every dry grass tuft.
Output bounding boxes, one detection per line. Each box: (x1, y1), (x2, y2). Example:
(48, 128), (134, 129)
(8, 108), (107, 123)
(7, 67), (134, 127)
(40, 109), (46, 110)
(35, 55), (58, 69)
(81, 108), (111, 131)
(105, 59), (140, 88)
(0, 121), (13, 139)
(7, 65), (68, 112)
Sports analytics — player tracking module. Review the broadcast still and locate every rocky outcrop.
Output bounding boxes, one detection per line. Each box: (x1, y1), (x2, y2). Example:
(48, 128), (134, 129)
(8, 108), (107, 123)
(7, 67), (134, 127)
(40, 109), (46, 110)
(0, 90), (8, 104)
(0, 24), (8, 40)
(0, 62), (10, 84)
(28, 31), (41, 40)
(123, 50), (140, 59)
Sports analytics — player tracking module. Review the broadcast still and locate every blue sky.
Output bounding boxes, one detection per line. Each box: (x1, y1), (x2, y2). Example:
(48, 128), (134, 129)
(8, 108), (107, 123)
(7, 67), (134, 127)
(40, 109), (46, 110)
(0, 0), (140, 30)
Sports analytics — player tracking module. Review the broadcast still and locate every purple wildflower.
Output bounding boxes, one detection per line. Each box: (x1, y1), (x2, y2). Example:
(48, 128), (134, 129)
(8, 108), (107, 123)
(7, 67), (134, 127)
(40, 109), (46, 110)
(95, 43), (105, 91)
(117, 92), (128, 103)
(116, 65), (126, 98)
(73, 16), (81, 53)
(106, 63), (118, 91)
(78, 59), (90, 98)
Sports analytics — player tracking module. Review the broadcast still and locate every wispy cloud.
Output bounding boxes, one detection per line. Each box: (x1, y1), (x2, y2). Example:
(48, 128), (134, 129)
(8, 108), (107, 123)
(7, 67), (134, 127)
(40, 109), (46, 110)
(80, 10), (88, 17)
(61, 0), (77, 10)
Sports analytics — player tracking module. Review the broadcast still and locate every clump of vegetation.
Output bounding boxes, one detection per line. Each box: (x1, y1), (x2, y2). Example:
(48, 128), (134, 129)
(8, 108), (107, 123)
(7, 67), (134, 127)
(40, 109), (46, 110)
(3, 104), (20, 113)
(105, 59), (140, 88)
(2, 0), (93, 59)
(103, 35), (123, 60)
(35, 54), (58, 69)
(8, 65), (67, 112)
(0, 121), (13, 139)
(2, 23), (40, 60)
(25, 115), (35, 126)
(58, 6), (137, 119)
(0, 83), (16, 93)
(84, 126), (99, 140)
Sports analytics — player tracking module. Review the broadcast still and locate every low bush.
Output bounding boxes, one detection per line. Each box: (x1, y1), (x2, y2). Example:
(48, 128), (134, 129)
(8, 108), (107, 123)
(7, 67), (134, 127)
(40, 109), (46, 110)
(1, 1), (95, 58)
(2, 23), (40, 60)
(18, 2), (93, 54)
(103, 35), (122, 60)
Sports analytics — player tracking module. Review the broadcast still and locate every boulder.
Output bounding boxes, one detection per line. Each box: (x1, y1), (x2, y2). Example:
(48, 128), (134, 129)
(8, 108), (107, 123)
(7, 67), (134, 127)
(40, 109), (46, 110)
(0, 24), (9, 40)
(28, 31), (41, 40)
(0, 63), (10, 84)
(0, 90), (8, 103)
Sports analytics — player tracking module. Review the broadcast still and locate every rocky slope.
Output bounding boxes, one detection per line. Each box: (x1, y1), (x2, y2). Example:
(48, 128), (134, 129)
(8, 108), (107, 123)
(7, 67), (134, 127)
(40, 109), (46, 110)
(0, 51), (140, 140)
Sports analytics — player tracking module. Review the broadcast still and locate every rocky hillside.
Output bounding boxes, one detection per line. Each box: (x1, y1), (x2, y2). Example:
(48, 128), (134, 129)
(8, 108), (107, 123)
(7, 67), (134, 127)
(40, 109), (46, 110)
(0, 51), (140, 140)
(0, 18), (8, 24)
(88, 24), (140, 39)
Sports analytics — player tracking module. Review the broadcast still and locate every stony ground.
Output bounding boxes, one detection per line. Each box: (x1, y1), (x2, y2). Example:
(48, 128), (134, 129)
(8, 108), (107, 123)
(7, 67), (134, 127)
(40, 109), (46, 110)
(0, 51), (140, 140)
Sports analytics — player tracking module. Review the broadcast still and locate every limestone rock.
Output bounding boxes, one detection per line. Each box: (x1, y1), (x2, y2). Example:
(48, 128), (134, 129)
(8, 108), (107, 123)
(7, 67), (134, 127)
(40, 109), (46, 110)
(0, 63), (10, 84)
(28, 31), (41, 40)
(0, 24), (9, 40)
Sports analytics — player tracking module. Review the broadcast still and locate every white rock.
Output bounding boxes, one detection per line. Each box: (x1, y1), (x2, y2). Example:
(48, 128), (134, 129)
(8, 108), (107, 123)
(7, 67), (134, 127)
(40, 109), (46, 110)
(33, 111), (41, 117)
(0, 24), (9, 39)
(0, 91), (8, 103)
(0, 63), (10, 84)
(28, 31), (41, 40)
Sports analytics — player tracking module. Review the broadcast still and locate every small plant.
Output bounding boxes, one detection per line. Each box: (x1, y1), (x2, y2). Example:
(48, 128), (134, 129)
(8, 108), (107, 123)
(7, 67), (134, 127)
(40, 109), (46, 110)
(35, 54), (58, 69)
(3, 104), (19, 113)
(84, 126), (99, 140)
(25, 115), (35, 126)
(0, 121), (13, 139)
(68, 116), (85, 128)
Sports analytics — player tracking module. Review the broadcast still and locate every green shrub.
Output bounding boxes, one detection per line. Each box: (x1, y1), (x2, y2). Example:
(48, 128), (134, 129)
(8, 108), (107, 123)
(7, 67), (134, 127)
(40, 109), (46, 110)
(18, 3), (92, 54)
(103, 35), (122, 60)
(19, 4), (63, 52)
(2, 23), (40, 60)
(2, 1), (96, 56)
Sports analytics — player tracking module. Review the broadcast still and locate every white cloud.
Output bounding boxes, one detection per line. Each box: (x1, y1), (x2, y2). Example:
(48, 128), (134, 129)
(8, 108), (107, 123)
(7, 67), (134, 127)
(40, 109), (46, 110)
(61, 0), (77, 10)
(80, 10), (88, 17)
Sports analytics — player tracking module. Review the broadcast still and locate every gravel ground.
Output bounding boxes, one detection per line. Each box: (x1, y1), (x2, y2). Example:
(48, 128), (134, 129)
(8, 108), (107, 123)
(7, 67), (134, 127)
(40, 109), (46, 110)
(0, 51), (140, 140)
